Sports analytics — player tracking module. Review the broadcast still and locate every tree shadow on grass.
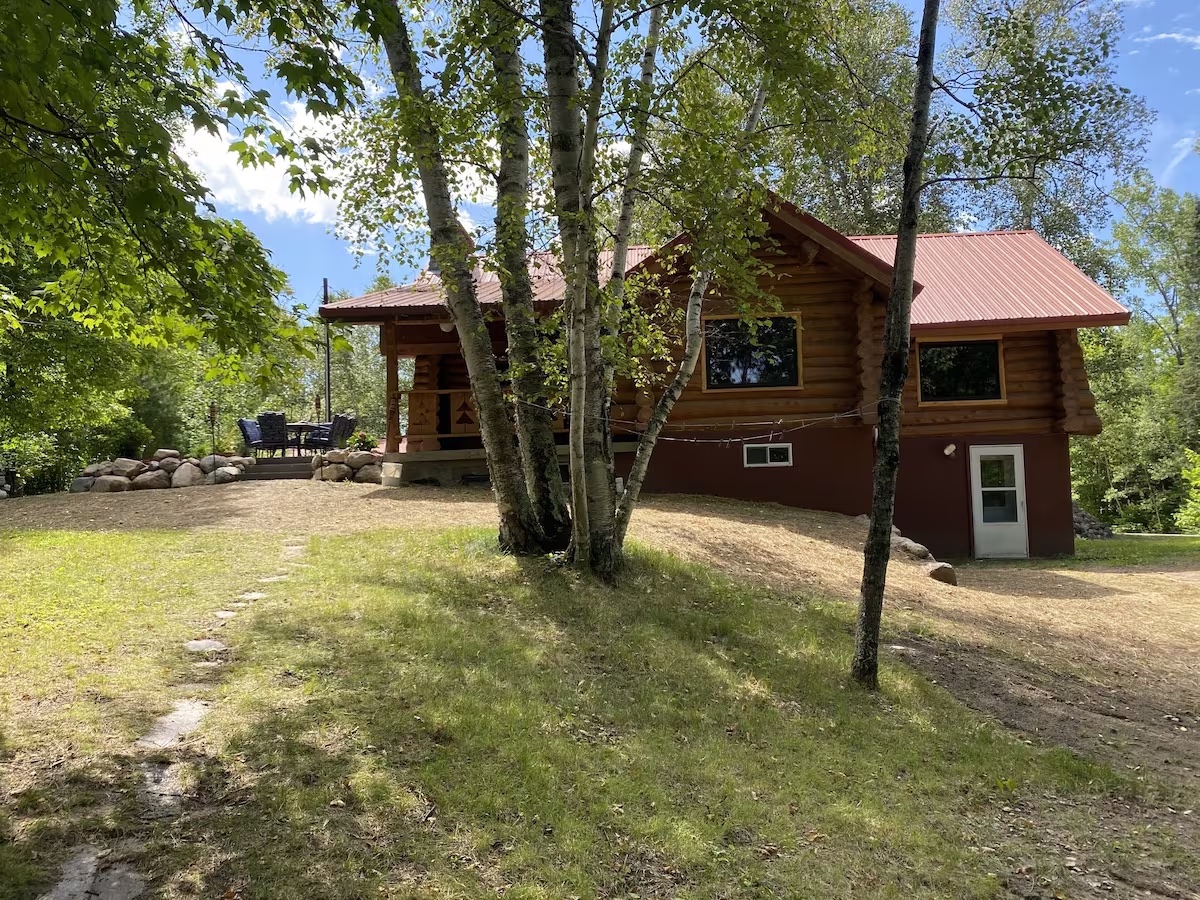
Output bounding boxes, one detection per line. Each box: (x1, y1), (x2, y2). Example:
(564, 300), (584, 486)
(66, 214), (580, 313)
(136, 529), (1187, 900)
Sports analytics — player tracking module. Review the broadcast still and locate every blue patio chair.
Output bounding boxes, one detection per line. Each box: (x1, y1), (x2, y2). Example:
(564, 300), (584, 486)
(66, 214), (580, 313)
(237, 418), (266, 456)
(302, 413), (357, 452)
(256, 412), (297, 456)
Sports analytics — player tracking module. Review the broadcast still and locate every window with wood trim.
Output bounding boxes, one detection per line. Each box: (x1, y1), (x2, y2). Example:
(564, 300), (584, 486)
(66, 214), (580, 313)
(703, 315), (801, 390)
(918, 339), (1004, 403)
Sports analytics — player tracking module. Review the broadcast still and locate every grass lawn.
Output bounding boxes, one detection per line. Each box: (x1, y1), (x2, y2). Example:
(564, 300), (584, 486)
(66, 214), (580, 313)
(2, 524), (1197, 899)
(1074, 534), (1200, 565)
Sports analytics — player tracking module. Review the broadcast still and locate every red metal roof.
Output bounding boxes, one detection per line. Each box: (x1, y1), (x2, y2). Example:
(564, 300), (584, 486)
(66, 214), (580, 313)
(322, 226), (1129, 331)
(848, 231), (1129, 331)
(321, 248), (655, 319)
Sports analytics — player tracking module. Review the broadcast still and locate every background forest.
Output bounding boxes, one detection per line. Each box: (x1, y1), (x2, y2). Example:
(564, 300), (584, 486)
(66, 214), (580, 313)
(0, 0), (1197, 533)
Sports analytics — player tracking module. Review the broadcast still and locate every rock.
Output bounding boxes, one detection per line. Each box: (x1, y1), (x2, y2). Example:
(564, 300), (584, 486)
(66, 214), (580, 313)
(1072, 502), (1113, 539)
(158, 457), (182, 475)
(891, 535), (932, 560)
(131, 469), (171, 491)
(311, 454), (326, 471)
(83, 460), (114, 477)
(924, 561), (957, 585)
(325, 449), (348, 464)
(70, 476), (95, 493)
(346, 450), (376, 469)
(322, 463), (353, 482)
(232, 456), (255, 468)
(205, 465), (240, 485)
(152, 449), (180, 461)
(891, 525), (901, 536)
(111, 457), (147, 478)
(0, 490), (8, 500)
(134, 699), (211, 750)
(186, 457), (200, 466)
(184, 639), (228, 653)
(353, 463), (382, 484)
(147, 460), (160, 471)
(198, 454), (228, 474)
(171, 462), (205, 488)
(92, 474), (131, 493)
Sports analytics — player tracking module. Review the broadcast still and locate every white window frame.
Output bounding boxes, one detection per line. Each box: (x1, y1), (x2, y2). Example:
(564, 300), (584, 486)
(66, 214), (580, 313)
(743, 443), (793, 468)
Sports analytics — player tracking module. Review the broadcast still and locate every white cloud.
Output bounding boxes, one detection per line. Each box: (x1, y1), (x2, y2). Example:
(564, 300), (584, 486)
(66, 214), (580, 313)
(1160, 132), (1199, 183)
(180, 101), (340, 226)
(1134, 31), (1200, 49)
(1187, 87), (1200, 95)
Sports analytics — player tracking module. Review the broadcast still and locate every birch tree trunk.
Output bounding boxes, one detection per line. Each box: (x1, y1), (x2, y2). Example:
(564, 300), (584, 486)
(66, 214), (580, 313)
(371, 0), (543, 552)
(850, 0), (941, 690)
(538, 0), (591, 562)
(614, 80), (770, 545)
(488, 5), (571, 549)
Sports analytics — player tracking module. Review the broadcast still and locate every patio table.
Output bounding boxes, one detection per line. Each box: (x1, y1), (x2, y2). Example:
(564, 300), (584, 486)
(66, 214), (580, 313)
(287, 422), (324, 455)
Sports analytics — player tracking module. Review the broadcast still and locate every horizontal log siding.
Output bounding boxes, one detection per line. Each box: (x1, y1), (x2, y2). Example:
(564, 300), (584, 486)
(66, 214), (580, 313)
(900, 331), (1060, 436)
(631, 256), (864, 428)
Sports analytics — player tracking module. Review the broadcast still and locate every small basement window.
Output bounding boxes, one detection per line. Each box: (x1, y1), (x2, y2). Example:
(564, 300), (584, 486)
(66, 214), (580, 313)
(743, 443), (793, 468)
(918, 339), (1004, 403)
(704, 315), (801, 390)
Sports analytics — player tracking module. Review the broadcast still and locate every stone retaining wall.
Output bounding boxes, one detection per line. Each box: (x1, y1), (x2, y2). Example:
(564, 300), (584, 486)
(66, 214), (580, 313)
(311, 449), (383, 484)
(70, 450), (256, 493)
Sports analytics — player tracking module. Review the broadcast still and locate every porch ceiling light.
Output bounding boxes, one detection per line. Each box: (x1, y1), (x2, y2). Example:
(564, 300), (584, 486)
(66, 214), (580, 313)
(439, 322), (455, 332)
(943, 443), (957, 457)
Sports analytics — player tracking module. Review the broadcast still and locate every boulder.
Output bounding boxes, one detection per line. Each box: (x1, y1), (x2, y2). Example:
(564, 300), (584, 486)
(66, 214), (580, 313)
(186, 457), (200, 466)
(111, 457), (147, 478)
(171, 462), (205, 488)
(70, 476), (95, 493)
(891, 535), (932, 560)
(345, 450), (377, 470)
(205, 465), (241, 485)
(158, 457), (182, 475)
(132, 469), (172, 490)
(322, 463), (353, 482)
(92, 474), (131, 493)
(353, 463), (383, 484)
(198, 454), (229, 474)
(0, 490), (7, 500)
(325, 449), (348, 464)
(83, 460), (114, 477)
(924, 561), (957, 586)
(152, 449), (181, 462)
(232, 456), (255, 468)
(147, 460), (161, 471)
(311, 454), (326, 471)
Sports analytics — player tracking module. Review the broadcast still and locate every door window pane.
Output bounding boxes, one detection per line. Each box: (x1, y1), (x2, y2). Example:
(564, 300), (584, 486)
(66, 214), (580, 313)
(979, 455), (1016, 488)
(982, 489), (1018, 522)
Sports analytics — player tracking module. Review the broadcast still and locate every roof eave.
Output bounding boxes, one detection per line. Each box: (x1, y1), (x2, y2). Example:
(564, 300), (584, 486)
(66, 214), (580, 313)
(911, 311), (1131, 334)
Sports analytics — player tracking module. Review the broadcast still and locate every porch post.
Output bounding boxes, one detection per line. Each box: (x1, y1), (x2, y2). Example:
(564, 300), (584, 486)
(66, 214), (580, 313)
(384, 322), (401, 453)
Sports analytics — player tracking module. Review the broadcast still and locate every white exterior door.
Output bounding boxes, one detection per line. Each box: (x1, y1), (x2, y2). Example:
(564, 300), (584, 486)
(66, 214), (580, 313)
(969, 445), (1029, 559)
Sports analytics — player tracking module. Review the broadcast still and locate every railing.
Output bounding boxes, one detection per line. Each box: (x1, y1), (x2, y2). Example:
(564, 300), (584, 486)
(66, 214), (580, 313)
(386, 388), (566, 452)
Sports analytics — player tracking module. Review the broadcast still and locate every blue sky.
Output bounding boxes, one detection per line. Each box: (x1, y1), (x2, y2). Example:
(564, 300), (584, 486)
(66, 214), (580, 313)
(183, 2), (1200, 312)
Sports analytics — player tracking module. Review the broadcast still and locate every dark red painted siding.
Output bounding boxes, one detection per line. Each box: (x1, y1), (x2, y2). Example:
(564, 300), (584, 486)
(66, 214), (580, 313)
(628, 427), (1075, 559)
(620, 426), (875, 517)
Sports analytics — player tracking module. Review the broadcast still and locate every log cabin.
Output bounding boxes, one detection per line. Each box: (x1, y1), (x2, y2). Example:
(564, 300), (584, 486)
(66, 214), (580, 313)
(320, 198), (1129, 559)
